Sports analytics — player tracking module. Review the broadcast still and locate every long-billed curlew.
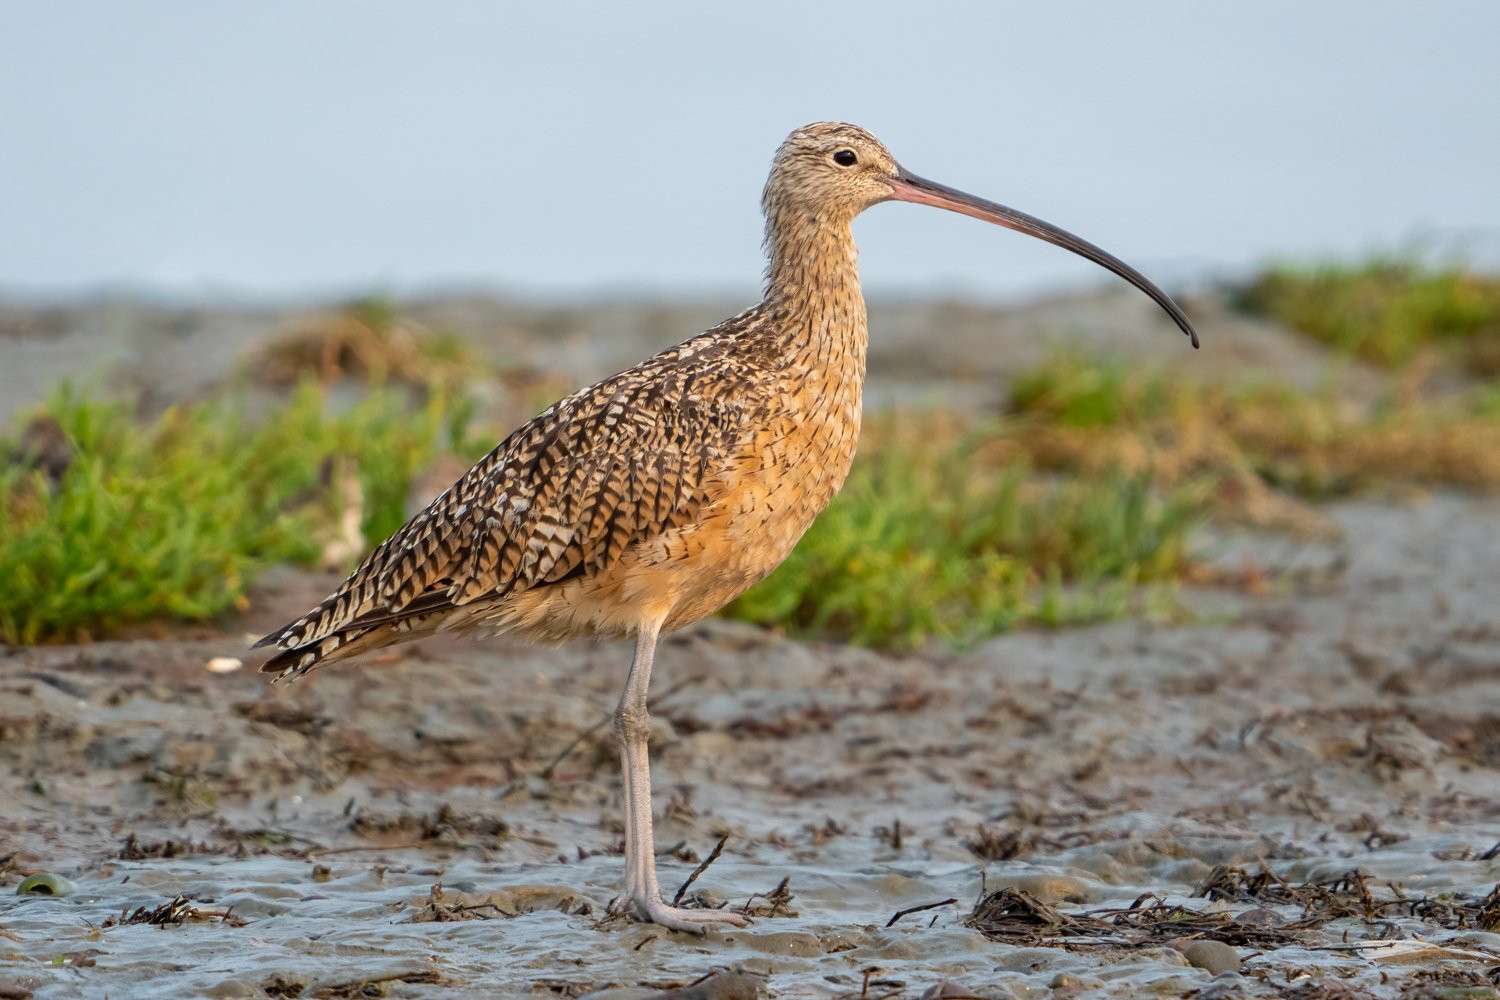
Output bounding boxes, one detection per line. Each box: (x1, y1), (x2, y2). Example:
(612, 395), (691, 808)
(256, 122), (1200, 932)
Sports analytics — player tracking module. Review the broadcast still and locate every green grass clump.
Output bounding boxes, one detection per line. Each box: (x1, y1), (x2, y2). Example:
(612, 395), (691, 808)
(1009, 354), (1183, 428)
(1234, 256), (1500, 373)
(724, 419), (1204, 647)
(0, 384), (470, 645)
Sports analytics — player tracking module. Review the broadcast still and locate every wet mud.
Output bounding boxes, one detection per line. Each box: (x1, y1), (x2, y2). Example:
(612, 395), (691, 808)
(3, 494), (1500, 997)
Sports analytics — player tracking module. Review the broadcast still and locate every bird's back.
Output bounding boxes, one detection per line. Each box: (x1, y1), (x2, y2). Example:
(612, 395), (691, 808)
(256, 297), (865, 678)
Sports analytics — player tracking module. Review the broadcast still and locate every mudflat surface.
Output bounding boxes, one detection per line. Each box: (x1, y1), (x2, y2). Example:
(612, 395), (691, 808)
(2, 494), (1499, 998)
(2, 291), (1499, 998)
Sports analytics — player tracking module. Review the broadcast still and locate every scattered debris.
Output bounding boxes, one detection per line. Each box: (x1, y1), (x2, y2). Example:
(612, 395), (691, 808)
(962, 824), (1044, 861)
(740, 876), (796, 920)
(118, 832), (212, 860)
(965, 867), (1500, 954)
(408, 882), (514, 923)
(103, 895), (245, 929)
(347, 802), (509, 845)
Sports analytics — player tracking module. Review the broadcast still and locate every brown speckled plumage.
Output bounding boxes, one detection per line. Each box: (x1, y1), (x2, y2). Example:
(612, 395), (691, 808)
(257, 124), (887, 679)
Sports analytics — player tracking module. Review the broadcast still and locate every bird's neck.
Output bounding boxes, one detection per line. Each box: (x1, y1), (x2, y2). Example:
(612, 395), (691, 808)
(764, 212), (863, 306)
(753, 215), (868, 440)
(760, 215), (868, 367)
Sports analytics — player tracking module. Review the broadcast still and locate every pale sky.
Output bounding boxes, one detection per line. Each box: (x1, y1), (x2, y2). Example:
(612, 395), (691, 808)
(3, 1), (1497, 301)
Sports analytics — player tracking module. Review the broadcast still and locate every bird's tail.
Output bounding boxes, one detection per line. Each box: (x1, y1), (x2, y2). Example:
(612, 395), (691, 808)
(256, 625), (378, 682)
(254, 602), (457, 681)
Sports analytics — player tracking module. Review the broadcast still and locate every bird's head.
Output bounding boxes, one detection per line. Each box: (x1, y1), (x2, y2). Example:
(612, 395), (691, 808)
(763, 122), (902, 225)
(764, 121), (1200, 348)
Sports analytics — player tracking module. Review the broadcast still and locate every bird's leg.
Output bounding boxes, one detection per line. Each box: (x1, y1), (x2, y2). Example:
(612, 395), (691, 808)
(607, 620), (747, 933)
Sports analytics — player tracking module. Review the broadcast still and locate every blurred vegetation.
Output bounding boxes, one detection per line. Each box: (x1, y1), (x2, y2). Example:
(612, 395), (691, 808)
(1006, 354), (1500, 507)
(11, 260), (1500, 649)
(723, 418), (1203, 646)
(1234, 255), (1500, 373)
(0, 383), (473, 645)
(251, 296), (484, 389)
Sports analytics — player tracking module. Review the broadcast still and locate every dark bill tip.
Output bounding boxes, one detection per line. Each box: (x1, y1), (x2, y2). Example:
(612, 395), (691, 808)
(888, 167), (1200, 349)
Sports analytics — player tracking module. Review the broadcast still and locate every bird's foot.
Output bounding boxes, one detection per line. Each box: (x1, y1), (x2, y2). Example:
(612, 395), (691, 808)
(608, 892), (748, 934)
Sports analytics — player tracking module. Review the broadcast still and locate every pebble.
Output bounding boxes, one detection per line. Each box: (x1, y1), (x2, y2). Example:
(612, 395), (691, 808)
(1047, 972), (1103, 990)
(1180, 940), (1240, 975)
(921, 980), (984, 998)
(644, 972), (763, 1000)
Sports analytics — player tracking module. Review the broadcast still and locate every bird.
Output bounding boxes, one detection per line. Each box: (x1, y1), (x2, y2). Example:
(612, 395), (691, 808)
(255, 122), (1200, 933)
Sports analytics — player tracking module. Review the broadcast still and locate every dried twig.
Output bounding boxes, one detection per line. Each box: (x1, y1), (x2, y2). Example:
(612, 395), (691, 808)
(886, 896), (958, 928)
(672, 834), (728, 906)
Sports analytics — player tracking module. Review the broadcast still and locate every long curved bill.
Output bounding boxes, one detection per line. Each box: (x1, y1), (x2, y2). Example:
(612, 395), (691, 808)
(887, 167), (1200, 348)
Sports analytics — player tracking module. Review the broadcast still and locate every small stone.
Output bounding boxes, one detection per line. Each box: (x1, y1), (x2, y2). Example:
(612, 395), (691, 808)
(1235, 907), (1282, 926)
(921, 981), (983, 999)
(643, 972), (763, 1000)
(1048, 972), (1104, 993)
(206, 657), (243, 674)
(1180, 940), (1240, 975)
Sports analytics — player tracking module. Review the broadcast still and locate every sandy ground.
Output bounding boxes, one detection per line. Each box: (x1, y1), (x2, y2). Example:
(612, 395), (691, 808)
(2, 293), (1499, 998)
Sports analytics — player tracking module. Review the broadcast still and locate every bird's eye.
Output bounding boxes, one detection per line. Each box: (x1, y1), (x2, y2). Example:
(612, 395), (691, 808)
(833, 149), (857, 167)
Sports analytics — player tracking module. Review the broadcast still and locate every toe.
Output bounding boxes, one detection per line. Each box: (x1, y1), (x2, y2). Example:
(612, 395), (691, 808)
(610, 890), (748, 932)
(644, 901), (747, 933)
